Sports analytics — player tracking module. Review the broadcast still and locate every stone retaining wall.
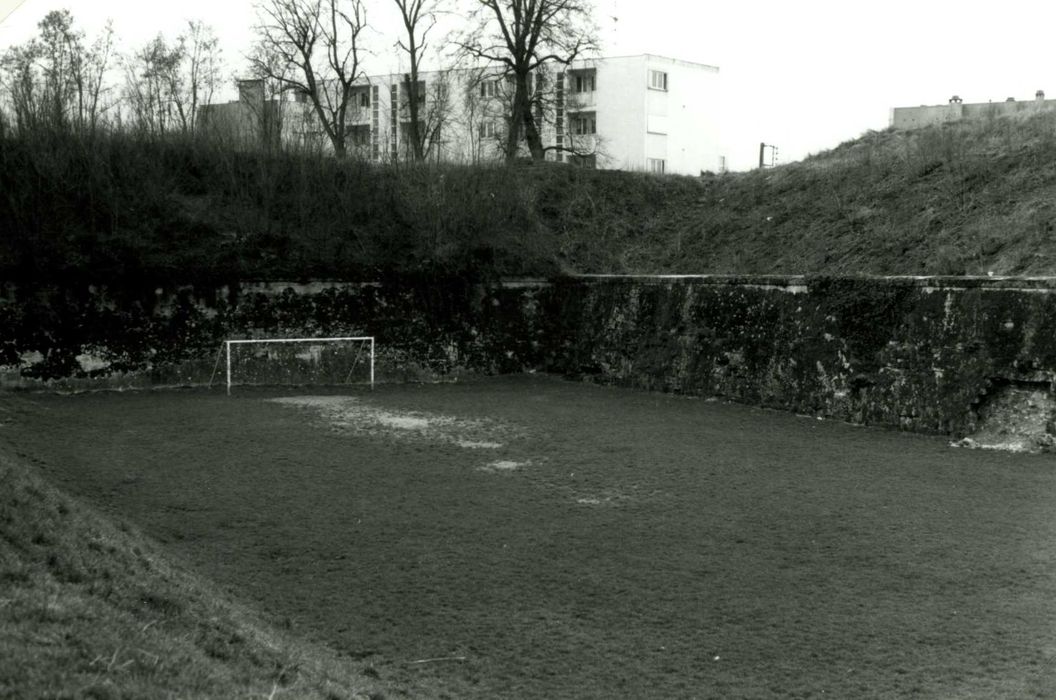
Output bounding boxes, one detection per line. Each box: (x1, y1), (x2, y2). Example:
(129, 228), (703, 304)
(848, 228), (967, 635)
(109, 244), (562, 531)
(544, 275), (1056, 435)
(5, 275), (1056, 436)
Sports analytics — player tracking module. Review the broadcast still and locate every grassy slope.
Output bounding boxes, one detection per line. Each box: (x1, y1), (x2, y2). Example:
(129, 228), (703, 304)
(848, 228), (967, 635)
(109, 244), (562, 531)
(640, 111), (1056, 277)
(6, 110), (1056, 282)
(0, 443), (390, 699)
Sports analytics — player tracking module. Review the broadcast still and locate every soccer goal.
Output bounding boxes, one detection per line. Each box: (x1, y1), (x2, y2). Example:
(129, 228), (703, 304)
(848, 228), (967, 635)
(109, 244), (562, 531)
(220, 336), (374, 394)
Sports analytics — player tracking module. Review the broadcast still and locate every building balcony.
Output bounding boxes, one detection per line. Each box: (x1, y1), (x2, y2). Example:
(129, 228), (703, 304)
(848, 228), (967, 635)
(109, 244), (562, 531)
(566, 90), (597, 110)
(563, 133), (598, 154)
(346, 106), (371, 124)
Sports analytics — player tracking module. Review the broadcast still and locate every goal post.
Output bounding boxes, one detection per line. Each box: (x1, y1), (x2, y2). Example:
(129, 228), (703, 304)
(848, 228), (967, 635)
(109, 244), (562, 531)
(222, 336), (374, 395)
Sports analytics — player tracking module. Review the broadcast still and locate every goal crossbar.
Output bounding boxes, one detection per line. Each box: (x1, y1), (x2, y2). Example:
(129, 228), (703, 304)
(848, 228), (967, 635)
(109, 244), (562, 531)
(224, 336), (374, 394)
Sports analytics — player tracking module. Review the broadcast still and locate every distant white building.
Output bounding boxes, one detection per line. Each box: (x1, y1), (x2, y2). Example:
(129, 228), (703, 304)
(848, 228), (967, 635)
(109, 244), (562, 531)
(200, 54), (721, 176)
(557, 55), (721, 175)
(891, 90), (1056, 129)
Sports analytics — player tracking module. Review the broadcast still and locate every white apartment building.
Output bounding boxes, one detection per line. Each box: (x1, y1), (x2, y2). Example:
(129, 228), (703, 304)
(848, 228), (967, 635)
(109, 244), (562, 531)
(554, 54), (721, 175)
(200, 54), (721, 176)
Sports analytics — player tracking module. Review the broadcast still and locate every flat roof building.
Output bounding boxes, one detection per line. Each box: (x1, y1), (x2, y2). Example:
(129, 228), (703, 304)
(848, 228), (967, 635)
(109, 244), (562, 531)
(891, 90), (1056, 130)
(199, 54), (721, 175)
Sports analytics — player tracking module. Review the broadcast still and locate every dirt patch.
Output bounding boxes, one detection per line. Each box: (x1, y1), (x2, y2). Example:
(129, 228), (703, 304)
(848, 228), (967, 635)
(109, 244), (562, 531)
(269, 396), (517, 449)
(456, 440), (503, 450)
(572, 488), (638, 506)
(478, 460), (529, 473)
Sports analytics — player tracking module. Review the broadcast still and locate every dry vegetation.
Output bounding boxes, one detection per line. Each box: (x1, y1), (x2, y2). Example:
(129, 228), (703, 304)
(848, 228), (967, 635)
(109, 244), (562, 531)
(673, 111), (1056, 277)
(6, 110), (1056, 284)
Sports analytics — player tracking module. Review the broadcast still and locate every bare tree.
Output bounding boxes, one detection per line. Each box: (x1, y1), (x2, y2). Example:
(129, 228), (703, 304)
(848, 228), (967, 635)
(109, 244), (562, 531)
(392, 0), (440, 162)
(176, 21), (222, 133)
(455, 65), (512, 162)
(236, 49), (297, 150)
(251, 0), (367, 157)
(456, 0), (597, 161)
(1, 43), (43, 129)
(457, 67), (489, 162)
(35, 10), (79, 126)
(79, 21), (115, 131)
(0, 10), (114, 131)
(398, 72), (452, 162)
(123, 35), (182, 134)
(122, 21), (224, 135)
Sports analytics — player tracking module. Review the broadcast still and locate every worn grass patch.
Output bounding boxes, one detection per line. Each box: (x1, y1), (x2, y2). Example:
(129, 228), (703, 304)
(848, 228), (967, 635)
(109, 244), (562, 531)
(4, 375), (1056, 698)
(268, 395), (519, 448)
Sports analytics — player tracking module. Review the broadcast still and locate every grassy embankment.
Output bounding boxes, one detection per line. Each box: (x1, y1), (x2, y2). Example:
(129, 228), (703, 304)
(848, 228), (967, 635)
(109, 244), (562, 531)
(0, 436), (389, 699)
(5, 109), (1056, 283)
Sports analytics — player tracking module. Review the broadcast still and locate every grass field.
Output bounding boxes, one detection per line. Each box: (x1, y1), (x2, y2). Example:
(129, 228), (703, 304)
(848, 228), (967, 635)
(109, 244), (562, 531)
(3, 375), (1056, 698)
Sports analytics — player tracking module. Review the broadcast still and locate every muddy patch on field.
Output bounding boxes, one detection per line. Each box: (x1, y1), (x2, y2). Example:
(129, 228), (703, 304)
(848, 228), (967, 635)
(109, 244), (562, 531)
(478, 459), (530, 474)
(457, 440), (504, 450)
(573, 490), (634, 507)
(268, 395), (519, 448)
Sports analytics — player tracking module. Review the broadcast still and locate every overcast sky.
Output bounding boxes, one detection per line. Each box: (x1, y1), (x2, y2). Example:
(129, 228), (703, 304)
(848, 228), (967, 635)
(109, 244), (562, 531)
(2, 0), (1055, 170)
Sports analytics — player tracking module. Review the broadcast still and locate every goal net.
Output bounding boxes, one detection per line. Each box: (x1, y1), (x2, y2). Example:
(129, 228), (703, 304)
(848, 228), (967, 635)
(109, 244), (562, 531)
(222, 336), (374, 394)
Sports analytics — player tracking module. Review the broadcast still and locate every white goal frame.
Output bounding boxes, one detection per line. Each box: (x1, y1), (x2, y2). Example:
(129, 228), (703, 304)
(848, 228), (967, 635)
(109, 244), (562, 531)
(224, 336), (374, 395)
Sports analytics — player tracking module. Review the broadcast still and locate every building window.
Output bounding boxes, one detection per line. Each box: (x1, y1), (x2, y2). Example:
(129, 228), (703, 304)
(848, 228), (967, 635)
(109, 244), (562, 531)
(571, 113), (596, 135)
(353, 88), (370, 107)
(403, 79), (426, 105)
(479, 121), (497, 139)
(345, 124), (370, 147)
(647, 158), (666, 174)
(573, 72), (596, 93)
(481, 79), (510, 98)
(648, 69), (668, 91)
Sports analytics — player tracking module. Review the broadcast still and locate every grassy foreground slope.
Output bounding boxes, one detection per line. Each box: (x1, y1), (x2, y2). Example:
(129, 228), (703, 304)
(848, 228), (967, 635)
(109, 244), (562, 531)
(0, 447), (389, 699)
(5, 110), (1056, 282)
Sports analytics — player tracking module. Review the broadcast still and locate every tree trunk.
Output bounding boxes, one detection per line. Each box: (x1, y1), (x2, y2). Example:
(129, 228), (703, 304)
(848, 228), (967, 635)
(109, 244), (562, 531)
(504, 73), (526, 161)
(405, 72), (424, 161)
(510, 72), (544, 161)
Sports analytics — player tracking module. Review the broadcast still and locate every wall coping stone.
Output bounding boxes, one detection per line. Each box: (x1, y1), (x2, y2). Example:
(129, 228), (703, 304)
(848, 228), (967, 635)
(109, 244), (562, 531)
(567, 274), (1056, 292)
